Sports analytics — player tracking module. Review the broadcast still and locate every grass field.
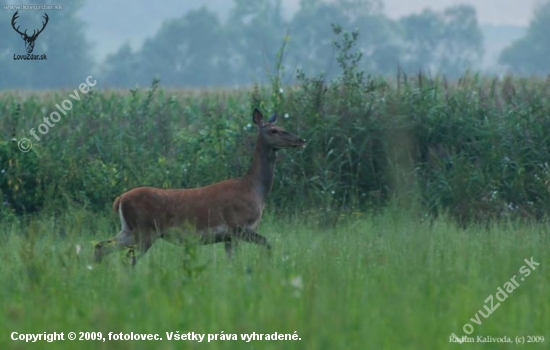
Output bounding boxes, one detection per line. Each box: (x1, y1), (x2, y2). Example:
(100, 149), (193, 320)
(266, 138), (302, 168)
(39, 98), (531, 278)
(0, 209), (547, 349)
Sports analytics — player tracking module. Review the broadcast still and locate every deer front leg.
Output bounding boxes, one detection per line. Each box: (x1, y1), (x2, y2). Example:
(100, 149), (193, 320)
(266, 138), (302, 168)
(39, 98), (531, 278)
(125, 246), (137, 266)
(224, 238), (240, 258)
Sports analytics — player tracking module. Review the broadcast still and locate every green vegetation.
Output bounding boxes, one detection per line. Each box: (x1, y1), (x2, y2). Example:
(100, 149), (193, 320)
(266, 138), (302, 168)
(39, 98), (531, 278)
(2, 28), (550, 224)
(499, 1), (550, 75)
(103, 0), (484, 86)
(1, 25), (549, 349)
(0, 209), (548, 349)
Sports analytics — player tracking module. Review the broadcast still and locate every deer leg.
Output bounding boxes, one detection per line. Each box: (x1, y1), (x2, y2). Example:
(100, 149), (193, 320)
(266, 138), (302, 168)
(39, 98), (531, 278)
(94, 229), (135, 263)
(128, 231), (156, 266)
(125, 246), (137, 266)
(238, 228), (272, 253)
(125, 243), (154, 266)
(224, 238), (240, 258)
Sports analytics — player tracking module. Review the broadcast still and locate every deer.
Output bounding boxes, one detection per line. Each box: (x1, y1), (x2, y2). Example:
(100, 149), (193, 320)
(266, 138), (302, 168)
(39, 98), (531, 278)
(11, 11), (49, 54)
(94, 108), (305, 265)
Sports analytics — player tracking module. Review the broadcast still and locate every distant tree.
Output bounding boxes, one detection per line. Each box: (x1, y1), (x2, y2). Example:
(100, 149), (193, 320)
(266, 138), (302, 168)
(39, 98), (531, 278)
(438, 5), (484, 76)
(98, 0), (486, 88)
(400, 5), (483, 77)
(499, 1), (550, 75)
(102, 43), (140, 88)
(140, 6), (230, 87)
(286, 0), (348, 79)
(354, 14), (403, 74)
(287, 0), (399, 78)
(0, 0), (92, 89)
(399, 10), (443, 72)
(102, 1), (288, 88)
(103, 7), (230, 88)
(226, 0), (288, 85)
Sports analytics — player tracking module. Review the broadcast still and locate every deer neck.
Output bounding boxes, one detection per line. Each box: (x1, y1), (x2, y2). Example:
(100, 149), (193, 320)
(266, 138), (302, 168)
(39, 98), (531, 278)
(244, 136), (277, 201)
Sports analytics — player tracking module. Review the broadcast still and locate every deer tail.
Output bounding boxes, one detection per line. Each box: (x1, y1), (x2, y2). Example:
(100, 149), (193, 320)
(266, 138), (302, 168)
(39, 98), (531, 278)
(113, 196), (122, 213)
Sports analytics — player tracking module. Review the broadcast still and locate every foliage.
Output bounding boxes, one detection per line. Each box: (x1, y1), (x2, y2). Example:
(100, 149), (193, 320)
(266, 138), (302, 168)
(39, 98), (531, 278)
(2, 27), (550, 225)
(0, 0), (487, 89)
(116, 7), (231, 87)
(99, 0), (484, 88)
(499, 1), (550, 75)
(400, 5), (484, 78)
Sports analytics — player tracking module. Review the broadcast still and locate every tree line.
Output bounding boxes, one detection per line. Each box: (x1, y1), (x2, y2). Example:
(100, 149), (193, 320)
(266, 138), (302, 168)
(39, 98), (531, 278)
(1, 0), (549, 89)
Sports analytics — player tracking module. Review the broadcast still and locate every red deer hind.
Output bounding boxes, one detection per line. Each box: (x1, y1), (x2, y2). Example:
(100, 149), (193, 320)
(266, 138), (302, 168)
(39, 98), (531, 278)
(95, 108), (305, 265)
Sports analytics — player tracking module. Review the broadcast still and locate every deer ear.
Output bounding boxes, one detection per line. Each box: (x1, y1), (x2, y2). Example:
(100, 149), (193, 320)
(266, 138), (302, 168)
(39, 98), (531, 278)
(252, 108), (264, 126)
(268, 112), (277, 124)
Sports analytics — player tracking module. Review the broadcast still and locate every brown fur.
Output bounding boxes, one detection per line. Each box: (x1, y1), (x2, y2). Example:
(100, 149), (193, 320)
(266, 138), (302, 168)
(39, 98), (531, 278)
(94, 109), (305, 265)
(112, 196), (121, 213)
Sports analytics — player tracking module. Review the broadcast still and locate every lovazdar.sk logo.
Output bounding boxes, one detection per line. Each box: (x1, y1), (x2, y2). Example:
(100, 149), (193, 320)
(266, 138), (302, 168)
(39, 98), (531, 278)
(11, 10), (48, 60)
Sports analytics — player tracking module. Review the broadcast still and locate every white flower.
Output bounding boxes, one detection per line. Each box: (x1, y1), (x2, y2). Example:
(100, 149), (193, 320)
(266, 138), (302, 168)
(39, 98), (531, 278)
(290, 275), (303, 290)
(284, 113), (289, 119)
(279, 88), (284, 94)
(289, 275), (303, 298)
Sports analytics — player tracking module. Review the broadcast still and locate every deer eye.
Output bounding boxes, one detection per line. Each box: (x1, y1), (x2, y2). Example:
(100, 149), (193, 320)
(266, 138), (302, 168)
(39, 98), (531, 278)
(270, 129), (278, 134)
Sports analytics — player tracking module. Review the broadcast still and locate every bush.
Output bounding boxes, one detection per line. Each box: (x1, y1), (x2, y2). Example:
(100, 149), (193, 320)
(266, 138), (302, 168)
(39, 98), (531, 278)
(2, 29), (550, 225)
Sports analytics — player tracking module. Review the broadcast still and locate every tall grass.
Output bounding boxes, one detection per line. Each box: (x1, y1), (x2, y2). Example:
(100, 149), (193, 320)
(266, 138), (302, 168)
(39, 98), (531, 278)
(0, 209), (547, 349)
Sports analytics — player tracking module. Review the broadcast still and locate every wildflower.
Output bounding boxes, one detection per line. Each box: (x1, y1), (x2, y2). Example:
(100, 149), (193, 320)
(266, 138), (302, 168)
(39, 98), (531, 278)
(290, 275), (303, 290)
(289, 275), (303, 298)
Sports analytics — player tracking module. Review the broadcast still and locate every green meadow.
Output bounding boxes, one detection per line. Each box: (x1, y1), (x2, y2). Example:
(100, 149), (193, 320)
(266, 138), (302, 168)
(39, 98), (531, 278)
(2, 35), (550, 348)
(0, 209), (547, 349)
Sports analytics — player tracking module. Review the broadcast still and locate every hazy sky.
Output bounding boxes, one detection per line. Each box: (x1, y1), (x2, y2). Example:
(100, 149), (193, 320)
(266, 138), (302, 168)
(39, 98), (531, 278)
(381, 0), (542, 25)
(279, 0), (542, 25)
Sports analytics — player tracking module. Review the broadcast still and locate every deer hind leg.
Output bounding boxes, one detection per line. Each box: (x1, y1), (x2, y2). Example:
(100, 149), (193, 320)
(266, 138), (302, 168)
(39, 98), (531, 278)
(94, 229), (135, 263)
(237, 227), (272, 254)
(94, 229), (156, 266)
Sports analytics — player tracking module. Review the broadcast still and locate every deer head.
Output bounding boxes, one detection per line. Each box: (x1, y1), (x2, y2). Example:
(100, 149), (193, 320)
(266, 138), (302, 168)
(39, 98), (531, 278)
(252, 108), (305, 150)
(12, 11), (49, 53)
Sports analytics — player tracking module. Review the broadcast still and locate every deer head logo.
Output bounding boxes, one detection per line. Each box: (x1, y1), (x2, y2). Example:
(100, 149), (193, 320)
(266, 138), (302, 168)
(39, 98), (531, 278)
(11, 11), (49, 54)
